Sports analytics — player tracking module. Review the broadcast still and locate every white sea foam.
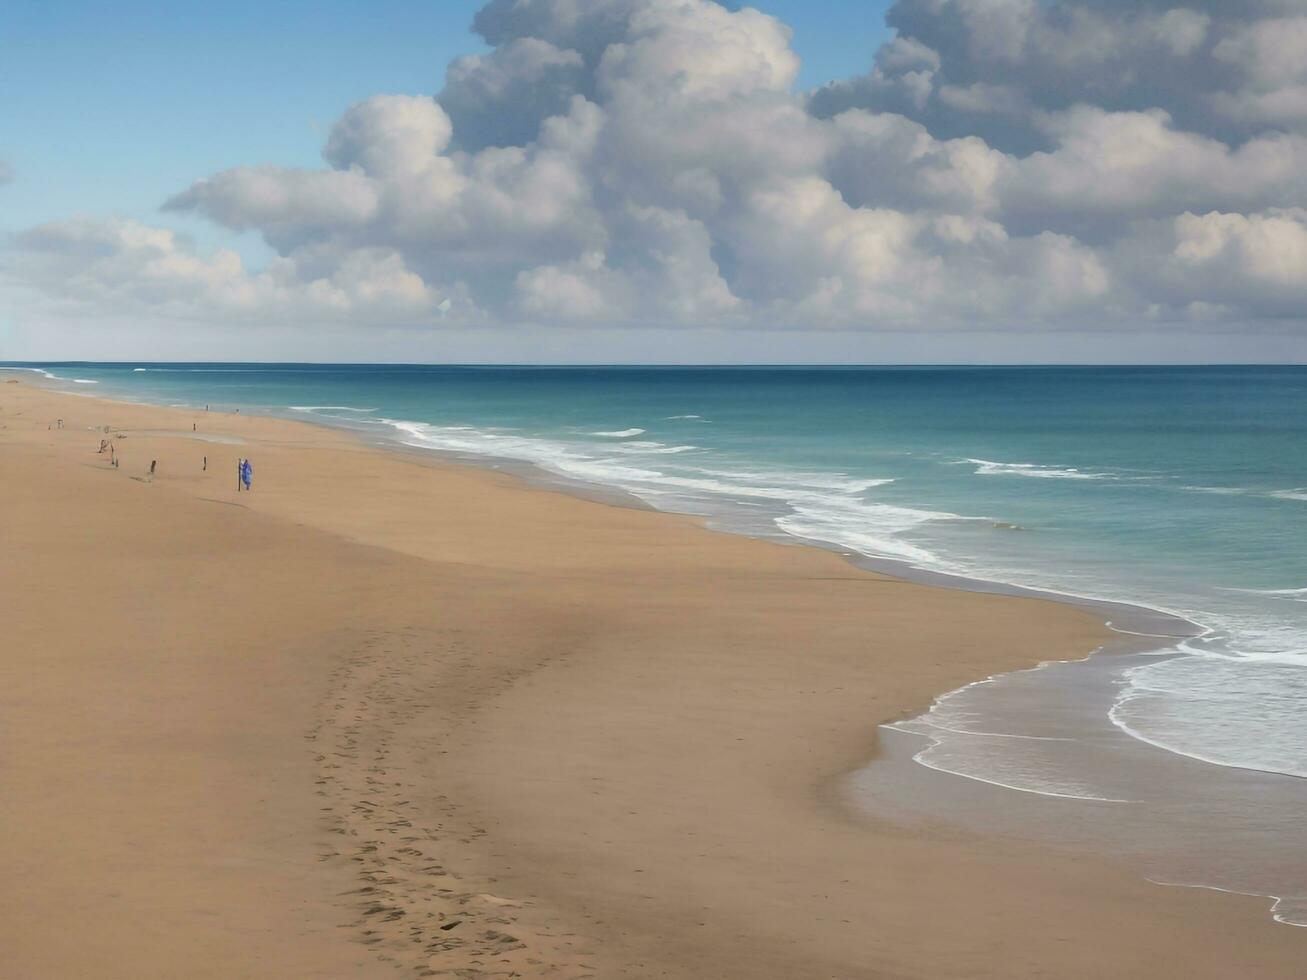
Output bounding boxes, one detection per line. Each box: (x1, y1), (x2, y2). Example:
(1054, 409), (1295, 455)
(895, 731), (1131, 802)
(1172, 622), (1307, 662)
(127, 366), (295, 373)
(376, 417), (955, 569)
(1109, 655), (1307, 779)
(967, 458), (1109, 480)
(607, 441), (700, 455)
(776, 499), (964, 567)
(698, 468), (894, 495)
(888, 673), (1132, 804)
(898, 591), (1307, 786)
(591, 428), (645, 437)
(1143, 880), (1307, 928)
(289, 405), (378, 413)
(5, 367), (99, 385)
(383, 419), (663, 488)
(1219, 586), (1307, 601)
(1269, 488), (1307, 502)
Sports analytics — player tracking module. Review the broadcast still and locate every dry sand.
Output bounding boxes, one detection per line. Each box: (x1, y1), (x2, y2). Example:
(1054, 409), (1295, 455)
(2, 378), (1302, 978)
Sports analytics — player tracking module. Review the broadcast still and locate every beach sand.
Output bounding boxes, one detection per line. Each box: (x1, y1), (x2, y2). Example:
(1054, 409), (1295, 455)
(2, 378), (1302, 978)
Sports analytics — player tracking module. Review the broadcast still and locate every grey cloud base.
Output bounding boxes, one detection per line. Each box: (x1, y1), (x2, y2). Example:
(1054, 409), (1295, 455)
(10, 0), (1307, 335)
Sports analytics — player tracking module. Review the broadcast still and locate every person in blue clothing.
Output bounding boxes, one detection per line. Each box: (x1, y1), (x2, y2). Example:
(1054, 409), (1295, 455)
(240, 457), (253, 491)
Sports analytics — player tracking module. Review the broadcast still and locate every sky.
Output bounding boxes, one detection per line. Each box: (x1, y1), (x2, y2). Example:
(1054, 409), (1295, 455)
(2, 0), (1305, 363)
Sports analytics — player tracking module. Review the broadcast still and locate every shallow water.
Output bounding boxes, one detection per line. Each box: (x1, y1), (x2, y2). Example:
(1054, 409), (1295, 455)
(853, 643), (1307, 927)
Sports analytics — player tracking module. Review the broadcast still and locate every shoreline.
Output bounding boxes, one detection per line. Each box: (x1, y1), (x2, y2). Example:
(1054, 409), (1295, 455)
(3, 373), (1289, 865)
(22, 368), (1217, 778)
(3, 376), (1304, 977)
(247, 382), (1300, 823)
(25, 365), (1206, 643)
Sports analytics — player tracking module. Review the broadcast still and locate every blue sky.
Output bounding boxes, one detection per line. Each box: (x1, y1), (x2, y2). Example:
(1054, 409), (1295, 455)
(0, 0), (890, 253)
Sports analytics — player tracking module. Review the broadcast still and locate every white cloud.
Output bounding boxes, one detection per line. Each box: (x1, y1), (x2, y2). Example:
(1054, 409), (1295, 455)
(1003, 107), (1307, 229)
(596, 2), (798, 101)
(827, 110), (1011, 215)
(168, 93), (607, 268)
(1136, 209), (1307, 317)
(5, 0), (1307, 345)
(515, 250), (623, 320)
(10, 218), (458, 324)
(441, 38), (587, 151)
(165, 167), (380, 243)
(1211, 16), (1307, 126)
(810, 1), (1297, 149)
(324, 95), (455, 177)
(1212, 16), (1307, 91)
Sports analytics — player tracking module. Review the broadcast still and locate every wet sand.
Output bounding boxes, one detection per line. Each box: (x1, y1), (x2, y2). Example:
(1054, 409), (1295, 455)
(2, 378), (1302, 978)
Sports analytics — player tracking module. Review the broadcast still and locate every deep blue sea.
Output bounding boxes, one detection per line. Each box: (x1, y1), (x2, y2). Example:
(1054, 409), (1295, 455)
(10, 363), (1307, 868)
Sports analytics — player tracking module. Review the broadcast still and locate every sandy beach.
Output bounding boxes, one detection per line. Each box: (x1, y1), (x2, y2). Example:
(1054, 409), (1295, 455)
(2, 378), (1302, 979)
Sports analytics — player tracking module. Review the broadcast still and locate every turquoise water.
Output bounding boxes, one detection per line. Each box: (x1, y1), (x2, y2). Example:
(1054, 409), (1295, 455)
(12, 363), (1307, 793)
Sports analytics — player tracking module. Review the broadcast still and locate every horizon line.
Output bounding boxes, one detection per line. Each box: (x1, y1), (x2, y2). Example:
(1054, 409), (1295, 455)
(5, 360), (1307, 370)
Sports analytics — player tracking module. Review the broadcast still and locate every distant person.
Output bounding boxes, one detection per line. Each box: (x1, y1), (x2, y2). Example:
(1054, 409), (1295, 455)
(193, 422), (197, 432)
(240, 458), (253, 492)
(236, 458), (244, 491)
(203, 455), (207, 472)
(149, 460), (157, 478)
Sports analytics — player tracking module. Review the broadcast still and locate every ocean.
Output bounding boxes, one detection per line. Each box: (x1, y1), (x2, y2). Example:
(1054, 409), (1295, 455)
(11, 362), (1307, 920)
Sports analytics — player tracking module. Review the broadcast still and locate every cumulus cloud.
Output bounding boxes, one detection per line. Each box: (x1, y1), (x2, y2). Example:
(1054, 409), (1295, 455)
(1168, 209), (1307, 296)
(7, 0), (1307, 336)
(10, 218), (459, 324)
(813, 0), (1232, 151)
(999, 107), (1307, 239)
(441, 38), (587, 152)
(1114, 208), (1307, 319)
